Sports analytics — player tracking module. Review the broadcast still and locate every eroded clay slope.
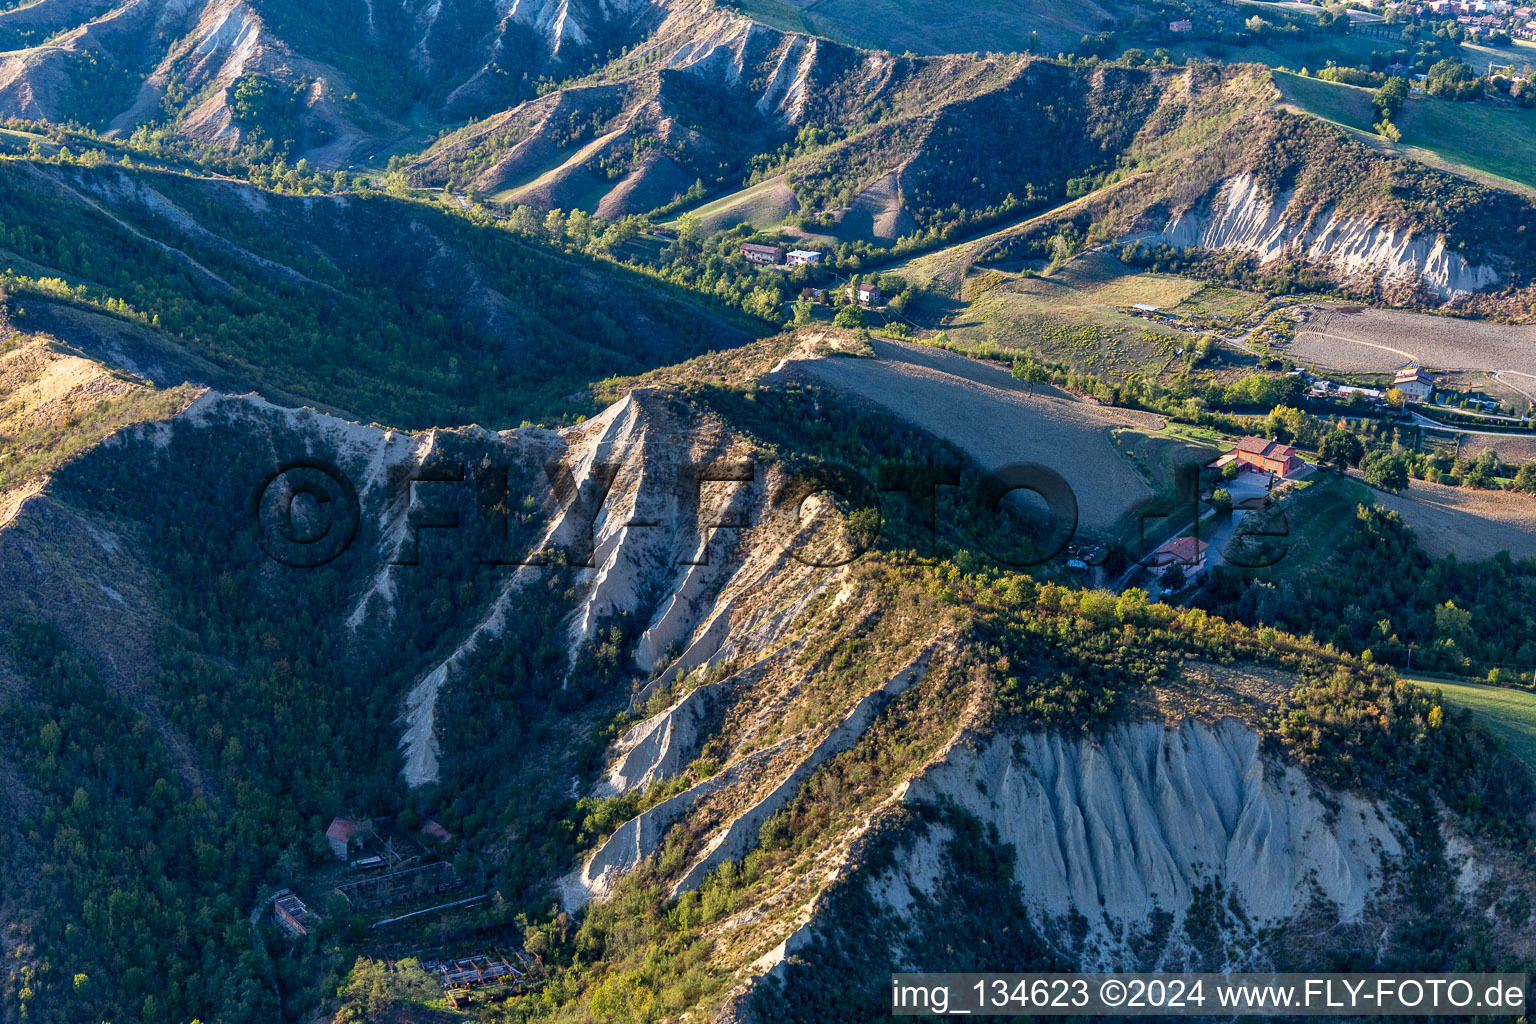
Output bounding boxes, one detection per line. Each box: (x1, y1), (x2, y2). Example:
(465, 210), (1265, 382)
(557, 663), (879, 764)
(896, 718), (1401, 967)
(1140, 172), (1500, 301)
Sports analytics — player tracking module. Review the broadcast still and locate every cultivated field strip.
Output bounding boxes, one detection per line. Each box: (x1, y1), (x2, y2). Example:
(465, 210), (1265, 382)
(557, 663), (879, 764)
(1290, 307), (1536, 376)
(1367, 475), (1536, 560)
(787, 338), (1165, 532)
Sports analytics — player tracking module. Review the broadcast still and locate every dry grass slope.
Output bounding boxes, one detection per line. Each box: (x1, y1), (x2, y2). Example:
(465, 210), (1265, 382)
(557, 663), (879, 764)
(0, 334), (197, 524)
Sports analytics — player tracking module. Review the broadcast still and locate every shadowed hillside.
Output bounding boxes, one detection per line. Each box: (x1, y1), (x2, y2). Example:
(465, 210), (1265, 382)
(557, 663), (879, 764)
(0, 159), (763, 427)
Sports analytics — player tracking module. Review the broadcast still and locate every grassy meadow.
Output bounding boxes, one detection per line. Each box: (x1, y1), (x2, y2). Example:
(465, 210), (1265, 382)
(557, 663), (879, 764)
(663, 176), (800, 233)
(1275, 70), (1536, 191)
(1412, 677), (1536, 771)
(732, 0), (1115, 54)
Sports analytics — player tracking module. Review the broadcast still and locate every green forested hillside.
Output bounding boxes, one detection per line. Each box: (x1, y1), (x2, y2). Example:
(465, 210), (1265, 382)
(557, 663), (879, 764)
(0, 161), (763, 428)
(408, 45), (1536, 317)
(0, 400), (595, 1022)
(783, 60), (1166, 236)
(1201, 503), (1536, 678)
(963, 75), (1536, 308)
(409, 49), (1190, 235)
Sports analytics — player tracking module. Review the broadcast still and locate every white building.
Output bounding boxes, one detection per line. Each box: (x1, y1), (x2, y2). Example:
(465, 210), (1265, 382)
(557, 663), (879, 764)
(1393, 366), (1436, 402)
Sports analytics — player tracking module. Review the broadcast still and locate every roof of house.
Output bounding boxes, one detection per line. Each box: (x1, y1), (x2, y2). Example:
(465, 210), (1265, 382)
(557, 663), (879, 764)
(274, 890), (310, 913)
(1394, 366), (1435, 385)
(326, 817), (361, 843)
(786, 249), (821, 259)
(1155, 536), (1210, 563)
(1234, 435), (1297, 460)
(739, 243), (783, 255)
(1206, 451), (1240, 469)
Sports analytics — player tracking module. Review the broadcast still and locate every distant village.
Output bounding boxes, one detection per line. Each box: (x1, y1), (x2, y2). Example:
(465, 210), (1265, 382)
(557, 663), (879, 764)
(1243, 0), (1536, 42)
(1397, 0), (1536, 40)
